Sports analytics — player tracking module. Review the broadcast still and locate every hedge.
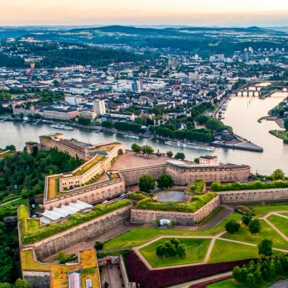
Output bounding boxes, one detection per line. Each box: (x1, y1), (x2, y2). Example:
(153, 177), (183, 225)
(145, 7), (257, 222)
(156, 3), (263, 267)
(185, 179), (206, 196)
(124, 251), (255, 288)
(18, 199), (132, 244)
(135, 192), (218, 213)
(211, 180), (288, 192)
(126, 193), (147, 200)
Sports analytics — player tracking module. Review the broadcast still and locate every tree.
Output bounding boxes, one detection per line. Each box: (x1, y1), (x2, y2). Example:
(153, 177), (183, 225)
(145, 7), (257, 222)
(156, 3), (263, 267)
(53, 252), (77, 264)
(258, 239), (273, 256)
(78, 117), (91, 126)
(245, 273), (256, 288)
(156, 244), (165, 258)
(271, 169), (285, 181)
(94, 241), (103, 250)
(166, 151), (173, 158)
(175, 152), (185, 161)
(177, 244), (187, 258)
(268, 260), (276, 279)
(14, 279), (32, 288)
(225, 220), (240, 234)
(284, 119), (288, 131)
(232, 266), (242, 282)
(242, 213), (252, 226)
(141, 145), (154, 154)
(153, 219), (159, 228)
(157, 174), (174, 189)
(249, 219), (261, 234)
(131, 143), (141, 153)
(137, 174), (155, 192)
(102, 120), (113, 128)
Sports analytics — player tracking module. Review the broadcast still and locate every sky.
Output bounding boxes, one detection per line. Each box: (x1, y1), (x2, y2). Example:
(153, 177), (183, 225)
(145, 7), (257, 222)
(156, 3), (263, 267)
(2, 0), (288, 27)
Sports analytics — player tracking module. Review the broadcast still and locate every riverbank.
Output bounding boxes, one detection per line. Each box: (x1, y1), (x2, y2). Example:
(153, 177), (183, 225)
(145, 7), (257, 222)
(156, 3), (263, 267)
(269, 130), (288, 143)
(0, 117), (264, 153)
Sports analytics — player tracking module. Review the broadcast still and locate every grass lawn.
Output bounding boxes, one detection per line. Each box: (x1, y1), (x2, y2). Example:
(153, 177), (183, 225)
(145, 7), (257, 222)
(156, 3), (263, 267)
(251, 204), (288, 217)
(139, 238), (211, 268)
(208, 240), (259, 263)
(221, 220), (288, 250)
(27, 219), (40, 232)
(102, 213), (242, 250)
(268, 214), (288, 237)
(206, 277), (280, 288)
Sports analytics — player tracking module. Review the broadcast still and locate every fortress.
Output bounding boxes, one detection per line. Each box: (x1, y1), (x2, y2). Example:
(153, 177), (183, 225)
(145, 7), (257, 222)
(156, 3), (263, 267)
(20, 134), (288, 288)
(26, 134), (250, 211)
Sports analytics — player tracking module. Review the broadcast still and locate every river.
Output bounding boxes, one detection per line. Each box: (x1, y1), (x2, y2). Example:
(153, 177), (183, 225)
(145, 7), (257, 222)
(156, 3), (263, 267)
(0, 95), (287, 175)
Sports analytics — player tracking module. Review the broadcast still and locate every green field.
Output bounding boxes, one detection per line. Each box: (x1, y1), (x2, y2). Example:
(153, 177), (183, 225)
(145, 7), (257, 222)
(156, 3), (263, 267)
(208, 240), (260, 263)
(139, 238), (211, 268)
(268, 214), (288, 237)
(221, 220), (288, 250)
(102, 213), (242, 250)
(206, 278), (280, 288)
(251, 204), (288, 217)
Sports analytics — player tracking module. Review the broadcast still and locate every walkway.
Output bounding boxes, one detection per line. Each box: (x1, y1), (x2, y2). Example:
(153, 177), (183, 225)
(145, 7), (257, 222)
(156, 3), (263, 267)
(0, 197), (21, 207)
(199, 205), (234, 230)
(132, 210), (288, 271)
(169, 272), (232, 288)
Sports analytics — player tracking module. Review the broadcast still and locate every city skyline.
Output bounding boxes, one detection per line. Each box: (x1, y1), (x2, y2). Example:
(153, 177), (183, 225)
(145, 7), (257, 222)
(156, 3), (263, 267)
(2, 0), (288, 26)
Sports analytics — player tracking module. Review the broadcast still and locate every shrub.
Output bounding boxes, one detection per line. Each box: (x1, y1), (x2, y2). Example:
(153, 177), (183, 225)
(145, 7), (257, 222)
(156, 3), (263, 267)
(248, 219), (261, 234)
(126, 192), (147, 200)
(185, 179), (205, 195)
(211, 180), (288, 192)
(54, 252), (77, 264)
(242, 213), (253, 226)
(225, 220), (240, 234)
(135, 192), (218, 213)
(258, 239), (273, 256)
(94, 241), (104, 250)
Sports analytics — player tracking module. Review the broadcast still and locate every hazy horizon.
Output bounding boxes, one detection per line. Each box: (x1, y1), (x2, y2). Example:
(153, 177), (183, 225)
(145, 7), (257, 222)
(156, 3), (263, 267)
(2, 0), (288, 27)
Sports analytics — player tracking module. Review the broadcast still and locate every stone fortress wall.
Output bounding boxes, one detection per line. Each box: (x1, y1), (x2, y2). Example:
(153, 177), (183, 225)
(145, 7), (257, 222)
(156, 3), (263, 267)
(165, 162), (250, 186)
(59, 142), (125, 190)
(218, 187), (288, 203)
(25, 204), (132, 260)
(39, 134), (88, 160)
(130, 195), (220, 226)
(120, 164), (166, 186)
(44, 175), (126, 210)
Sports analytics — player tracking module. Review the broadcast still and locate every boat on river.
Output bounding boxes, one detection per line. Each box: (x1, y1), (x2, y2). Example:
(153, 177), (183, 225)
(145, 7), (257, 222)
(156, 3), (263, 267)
(165, 141), (214, 152)
(124, 135), (140, 140)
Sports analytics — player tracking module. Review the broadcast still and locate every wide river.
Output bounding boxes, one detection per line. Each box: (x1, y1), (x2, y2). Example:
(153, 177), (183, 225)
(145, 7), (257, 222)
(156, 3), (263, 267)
(0, 95), (287, 175)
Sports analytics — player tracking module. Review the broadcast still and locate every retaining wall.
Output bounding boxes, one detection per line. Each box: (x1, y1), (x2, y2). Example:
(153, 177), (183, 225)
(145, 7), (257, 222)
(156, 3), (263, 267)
(130, 195), (220, 226)
(218, 187), (288, 203)
(27, 204), (132, 260)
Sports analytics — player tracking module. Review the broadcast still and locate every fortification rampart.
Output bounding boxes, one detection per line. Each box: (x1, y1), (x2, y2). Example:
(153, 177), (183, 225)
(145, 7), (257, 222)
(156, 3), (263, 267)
(44, 175), (125, 209)
(24, 204), (132, 260)
(218, 187), (288, 203)
(120, 164), (166, 186)
(165, 163), (250, 185)
(130, 195), (220, 226)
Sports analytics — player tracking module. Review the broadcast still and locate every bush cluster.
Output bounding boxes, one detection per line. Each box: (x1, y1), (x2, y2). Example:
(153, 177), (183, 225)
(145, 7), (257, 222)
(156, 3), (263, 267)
(185, 179), (205, 196)
(233, 255), (288, 287)
(135, 192), (218, 213)
(211, 180), (288, 192)
(156, 238), (187, 258)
